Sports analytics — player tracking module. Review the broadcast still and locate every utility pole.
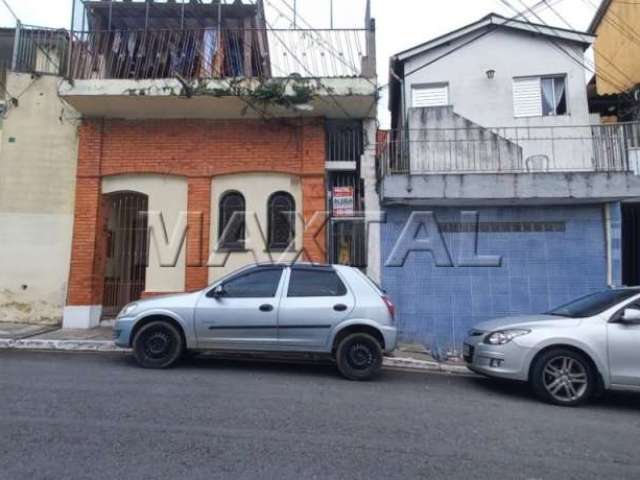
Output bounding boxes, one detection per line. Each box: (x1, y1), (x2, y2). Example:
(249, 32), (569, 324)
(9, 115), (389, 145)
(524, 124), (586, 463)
(293, 0), (297, 28)
(330, 0), (333, 29)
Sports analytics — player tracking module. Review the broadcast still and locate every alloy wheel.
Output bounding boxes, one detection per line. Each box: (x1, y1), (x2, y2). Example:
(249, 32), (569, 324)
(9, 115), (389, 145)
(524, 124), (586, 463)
(542, 356), (588, 403)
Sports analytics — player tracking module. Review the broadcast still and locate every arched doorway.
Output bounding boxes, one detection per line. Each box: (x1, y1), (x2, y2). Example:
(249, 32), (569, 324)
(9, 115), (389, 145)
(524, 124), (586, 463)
(102, 191), (149, 318)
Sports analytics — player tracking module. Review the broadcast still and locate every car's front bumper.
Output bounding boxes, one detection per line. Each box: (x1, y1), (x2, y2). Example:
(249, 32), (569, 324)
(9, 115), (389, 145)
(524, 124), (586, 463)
(463, 335), (530, 381)
(113, 317), (135, 348)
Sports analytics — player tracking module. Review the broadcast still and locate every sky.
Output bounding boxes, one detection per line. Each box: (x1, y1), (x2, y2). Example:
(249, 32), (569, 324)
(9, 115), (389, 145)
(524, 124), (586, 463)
(0, 0), (603, 125)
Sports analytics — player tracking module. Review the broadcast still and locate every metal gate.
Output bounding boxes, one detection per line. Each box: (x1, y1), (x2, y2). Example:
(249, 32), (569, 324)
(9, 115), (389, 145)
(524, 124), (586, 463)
(622, 203), (640, 287)
(102, 192), (149, 318)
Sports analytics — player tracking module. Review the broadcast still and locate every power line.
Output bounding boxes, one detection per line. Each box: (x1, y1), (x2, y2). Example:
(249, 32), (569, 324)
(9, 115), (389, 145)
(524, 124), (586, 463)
(502, 0), (633, 95)
(266, 0), (367, 79)
(264, 0), (378, 119)
(403, 0), (561, 78)
(541, 0), (637, 89)
(512, 0), (633, 93)
(0, 0), (19, 23)
(265, 20), (355, 119)
(583, 0), (640, 45)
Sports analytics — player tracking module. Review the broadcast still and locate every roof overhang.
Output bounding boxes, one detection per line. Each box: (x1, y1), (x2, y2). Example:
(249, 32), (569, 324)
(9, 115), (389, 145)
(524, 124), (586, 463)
(393, 13), (594, 64)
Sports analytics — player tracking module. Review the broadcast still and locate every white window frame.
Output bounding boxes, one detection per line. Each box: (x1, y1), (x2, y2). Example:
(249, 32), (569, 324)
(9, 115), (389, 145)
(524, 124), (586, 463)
(411, 83), (450, 108)
(513, 75), (568, 118)
(540, 75), (568, 117)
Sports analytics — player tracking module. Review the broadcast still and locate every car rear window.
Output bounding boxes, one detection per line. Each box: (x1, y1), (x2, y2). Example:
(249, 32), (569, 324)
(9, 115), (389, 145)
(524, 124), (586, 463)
(287, 269), (347, 297)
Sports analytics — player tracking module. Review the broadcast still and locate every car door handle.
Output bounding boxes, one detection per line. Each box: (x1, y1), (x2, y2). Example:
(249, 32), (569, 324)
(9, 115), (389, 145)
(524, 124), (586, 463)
(259, 304), (274, 312)
(333, 304), (348, 312)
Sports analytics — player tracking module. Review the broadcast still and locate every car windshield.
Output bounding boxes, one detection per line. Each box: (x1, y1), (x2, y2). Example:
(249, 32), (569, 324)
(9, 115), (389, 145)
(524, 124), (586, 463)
(547, 289), (639, 318)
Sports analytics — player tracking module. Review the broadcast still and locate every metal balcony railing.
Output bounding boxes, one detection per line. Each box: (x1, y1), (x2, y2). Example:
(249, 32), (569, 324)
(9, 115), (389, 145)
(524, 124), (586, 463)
(11, 25), (69, 76)
(67, 27), (367, 81)
(378, 123), (640, 176)
(326, 121), (364, 163)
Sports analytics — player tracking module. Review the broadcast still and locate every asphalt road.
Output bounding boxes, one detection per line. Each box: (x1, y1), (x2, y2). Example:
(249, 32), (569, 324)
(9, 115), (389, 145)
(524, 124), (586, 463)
(1, 351), (640, 480)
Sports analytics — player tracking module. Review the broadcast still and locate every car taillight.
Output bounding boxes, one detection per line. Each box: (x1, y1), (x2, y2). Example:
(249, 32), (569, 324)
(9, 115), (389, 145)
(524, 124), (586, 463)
(382, 295), (395, 322)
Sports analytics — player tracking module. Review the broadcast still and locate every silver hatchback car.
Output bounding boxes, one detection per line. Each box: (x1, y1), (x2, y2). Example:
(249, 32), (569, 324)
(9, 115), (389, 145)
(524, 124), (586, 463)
(114, 263), (397, 380)
(463, 288), (640, 406)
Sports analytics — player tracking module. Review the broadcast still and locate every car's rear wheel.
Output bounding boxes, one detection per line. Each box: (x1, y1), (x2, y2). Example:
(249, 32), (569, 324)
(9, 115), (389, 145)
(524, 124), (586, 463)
(335, 333), (383, 381)
(530, 348), (595, 406)
(132, 320), (184, 369)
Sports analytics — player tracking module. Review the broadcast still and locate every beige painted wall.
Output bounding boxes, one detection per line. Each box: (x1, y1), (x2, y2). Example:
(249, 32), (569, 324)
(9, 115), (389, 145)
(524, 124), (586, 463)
(593, 3), (640, 95)
(0, 73), (79, 325)
(209, 172), (303, 280)
(103, 174), (188, 293)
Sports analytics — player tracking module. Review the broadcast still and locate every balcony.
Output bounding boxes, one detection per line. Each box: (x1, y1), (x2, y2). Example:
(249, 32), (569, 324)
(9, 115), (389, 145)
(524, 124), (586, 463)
(56, 24), (376, 119)
(378, 119), (640, 205)
(68, 27), (369, 81)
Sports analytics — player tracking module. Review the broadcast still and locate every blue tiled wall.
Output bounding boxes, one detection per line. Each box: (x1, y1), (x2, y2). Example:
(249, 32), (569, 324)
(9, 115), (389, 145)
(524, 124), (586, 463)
(381, 204), (610, 353)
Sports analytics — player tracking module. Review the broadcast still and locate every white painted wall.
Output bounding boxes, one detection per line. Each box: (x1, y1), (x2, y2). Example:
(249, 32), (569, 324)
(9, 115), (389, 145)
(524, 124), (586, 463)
(209, 173), (303, 280)
(403, 28), (593, 129)
(102, 174), (188, 293)
(402, 29), (595, 171)
(0, 73), (79, 325)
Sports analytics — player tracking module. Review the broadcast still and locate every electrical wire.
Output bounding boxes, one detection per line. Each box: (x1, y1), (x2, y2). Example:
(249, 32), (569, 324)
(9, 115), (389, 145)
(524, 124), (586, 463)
(583, 0), (640, 45)
(402, 0), (561, 79)
(501, 0), (633, 96)
(541, 0), (637, 90)
(1, 0), (19, 23)
(263, 0), (379, 119)
(266, 0), (371, 81)
(512, 0), (638, 96)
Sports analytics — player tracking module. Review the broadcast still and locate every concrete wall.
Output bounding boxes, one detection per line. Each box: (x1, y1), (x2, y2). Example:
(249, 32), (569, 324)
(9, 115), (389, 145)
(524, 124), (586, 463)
(362, 119), (382, 283)
(381, 204), (613, 352)
(382, 170), (640, 205)
(0, 73), (79, 325)
(209, 172), (303, 280)
(102, 174), (188, 293)
(403, 28), (593, 129)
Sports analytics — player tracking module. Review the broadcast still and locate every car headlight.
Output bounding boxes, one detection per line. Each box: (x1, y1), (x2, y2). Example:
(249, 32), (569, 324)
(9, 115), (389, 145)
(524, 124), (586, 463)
(118, 303), (139, 318)
(484, 329), (530, 345)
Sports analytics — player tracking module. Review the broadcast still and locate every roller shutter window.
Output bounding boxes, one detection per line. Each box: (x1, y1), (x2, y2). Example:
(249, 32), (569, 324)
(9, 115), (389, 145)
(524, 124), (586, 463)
(412, 84), (449, 108)
(513, 75), (567, 117)
(513, 77), (543, 117)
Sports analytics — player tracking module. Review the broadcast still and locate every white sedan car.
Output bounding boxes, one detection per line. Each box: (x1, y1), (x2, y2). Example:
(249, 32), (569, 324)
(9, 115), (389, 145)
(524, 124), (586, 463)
(463, 288), (640, 406)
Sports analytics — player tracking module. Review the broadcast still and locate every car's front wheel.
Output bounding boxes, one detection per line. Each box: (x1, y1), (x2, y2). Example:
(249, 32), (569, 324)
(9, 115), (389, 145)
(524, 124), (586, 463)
(530, 348), (596, 406)
(132, 320), (184, 369)
(335, 333), (383, 381)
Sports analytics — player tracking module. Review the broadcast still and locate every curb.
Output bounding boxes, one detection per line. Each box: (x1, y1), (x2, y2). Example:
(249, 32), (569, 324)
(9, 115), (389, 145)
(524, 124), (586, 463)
(0, 338), (129, 353)
(0, 339), (470, 375)
(383, 356), (470, 375)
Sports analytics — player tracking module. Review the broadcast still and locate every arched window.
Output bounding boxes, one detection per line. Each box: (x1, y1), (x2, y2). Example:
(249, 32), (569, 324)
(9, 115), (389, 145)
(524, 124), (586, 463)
(268, 192), (296, 251)
(219, 191), (246, 250)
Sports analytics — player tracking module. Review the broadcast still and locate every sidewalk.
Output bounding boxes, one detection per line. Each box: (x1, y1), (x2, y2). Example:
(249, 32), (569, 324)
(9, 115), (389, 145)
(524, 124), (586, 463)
(0, 323), (470, 375)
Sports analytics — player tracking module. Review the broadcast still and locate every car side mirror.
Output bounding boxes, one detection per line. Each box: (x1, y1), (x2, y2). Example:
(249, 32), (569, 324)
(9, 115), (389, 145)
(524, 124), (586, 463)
(620, 308), (640, 324)
(209, 285), (226, 299)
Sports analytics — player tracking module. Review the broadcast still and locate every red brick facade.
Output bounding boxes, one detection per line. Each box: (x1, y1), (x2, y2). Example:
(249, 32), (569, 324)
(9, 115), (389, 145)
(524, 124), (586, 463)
(67, 118), (327, 307)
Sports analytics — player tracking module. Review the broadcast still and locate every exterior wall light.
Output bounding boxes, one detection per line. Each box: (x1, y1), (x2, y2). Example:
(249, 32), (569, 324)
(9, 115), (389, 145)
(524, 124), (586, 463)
(486, 69), (496, 80)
